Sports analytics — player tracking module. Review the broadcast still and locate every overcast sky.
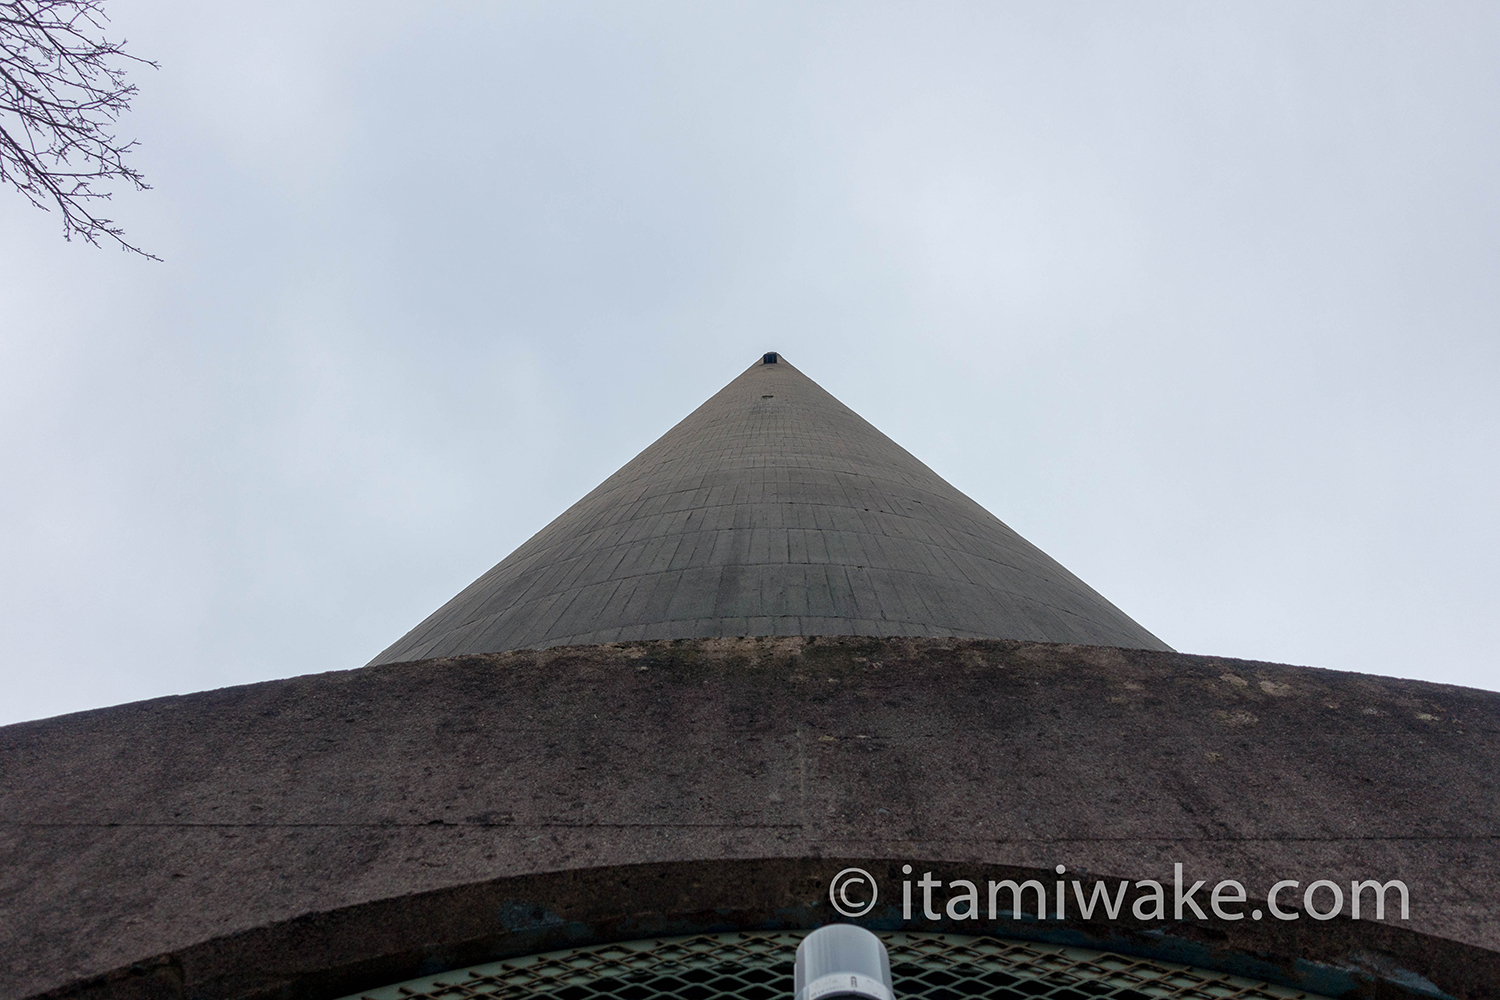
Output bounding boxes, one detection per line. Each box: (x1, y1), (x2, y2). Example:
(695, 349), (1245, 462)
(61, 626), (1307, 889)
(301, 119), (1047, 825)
(2, 2), (1497, 725)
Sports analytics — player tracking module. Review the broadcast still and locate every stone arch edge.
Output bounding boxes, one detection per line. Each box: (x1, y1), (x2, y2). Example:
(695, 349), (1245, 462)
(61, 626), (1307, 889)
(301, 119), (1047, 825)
(29, 858), (1497, 1000)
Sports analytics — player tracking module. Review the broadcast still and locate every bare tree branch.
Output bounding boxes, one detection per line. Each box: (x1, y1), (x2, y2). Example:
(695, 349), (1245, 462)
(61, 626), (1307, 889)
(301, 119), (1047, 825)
(0, 0), (158, 258)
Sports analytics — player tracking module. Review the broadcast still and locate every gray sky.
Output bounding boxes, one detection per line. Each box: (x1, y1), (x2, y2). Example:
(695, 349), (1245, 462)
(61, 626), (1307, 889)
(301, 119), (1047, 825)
(2, 1), (1497, 725)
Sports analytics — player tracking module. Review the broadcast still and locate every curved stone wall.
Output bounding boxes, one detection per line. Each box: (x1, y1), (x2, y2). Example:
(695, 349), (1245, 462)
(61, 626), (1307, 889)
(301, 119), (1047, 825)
(3, 638), (1497, 999)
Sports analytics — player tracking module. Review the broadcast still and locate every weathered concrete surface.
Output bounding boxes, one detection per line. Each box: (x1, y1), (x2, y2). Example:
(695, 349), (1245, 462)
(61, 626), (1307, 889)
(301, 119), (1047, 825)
(370, 356), (1168, 663)
(2, 638), (1497, 998)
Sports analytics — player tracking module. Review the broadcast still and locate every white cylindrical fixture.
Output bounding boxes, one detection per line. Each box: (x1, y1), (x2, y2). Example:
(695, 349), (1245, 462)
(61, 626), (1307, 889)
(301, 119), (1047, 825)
(794, 925), (894, 1000)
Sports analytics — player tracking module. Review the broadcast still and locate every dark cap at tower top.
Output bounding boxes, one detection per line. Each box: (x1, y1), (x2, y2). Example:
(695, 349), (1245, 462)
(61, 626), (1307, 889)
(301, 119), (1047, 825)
(763, 352), (778, 364)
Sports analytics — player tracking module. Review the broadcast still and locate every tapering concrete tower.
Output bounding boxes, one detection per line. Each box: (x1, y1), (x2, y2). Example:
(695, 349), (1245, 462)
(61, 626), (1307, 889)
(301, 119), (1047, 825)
(373, 353), (1167, 663)
(4, 355), (1497, 1000)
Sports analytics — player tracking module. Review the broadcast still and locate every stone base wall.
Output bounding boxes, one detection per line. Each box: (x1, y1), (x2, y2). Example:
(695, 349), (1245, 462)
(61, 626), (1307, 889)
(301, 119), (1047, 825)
(4, 637), (1497, 998)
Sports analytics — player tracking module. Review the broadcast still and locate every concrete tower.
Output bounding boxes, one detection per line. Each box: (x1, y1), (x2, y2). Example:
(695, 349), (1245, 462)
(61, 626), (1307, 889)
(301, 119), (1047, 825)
(373, 354), (1166, 662)
(3, 356), (1497, 1000)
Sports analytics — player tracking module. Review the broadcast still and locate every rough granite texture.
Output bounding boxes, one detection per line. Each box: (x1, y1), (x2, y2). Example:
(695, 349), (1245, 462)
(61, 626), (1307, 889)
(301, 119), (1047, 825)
(2, 637), (1497, 998)
(368, 356), (1169, 663)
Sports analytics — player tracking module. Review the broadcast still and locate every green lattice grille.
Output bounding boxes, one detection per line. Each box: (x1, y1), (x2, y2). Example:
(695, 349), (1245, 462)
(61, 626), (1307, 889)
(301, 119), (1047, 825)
(336, 932), (1334, 1000)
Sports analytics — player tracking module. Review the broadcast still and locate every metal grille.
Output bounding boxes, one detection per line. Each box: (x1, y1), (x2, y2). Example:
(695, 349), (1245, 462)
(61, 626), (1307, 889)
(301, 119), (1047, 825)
(337, 932), (1334, 1000)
